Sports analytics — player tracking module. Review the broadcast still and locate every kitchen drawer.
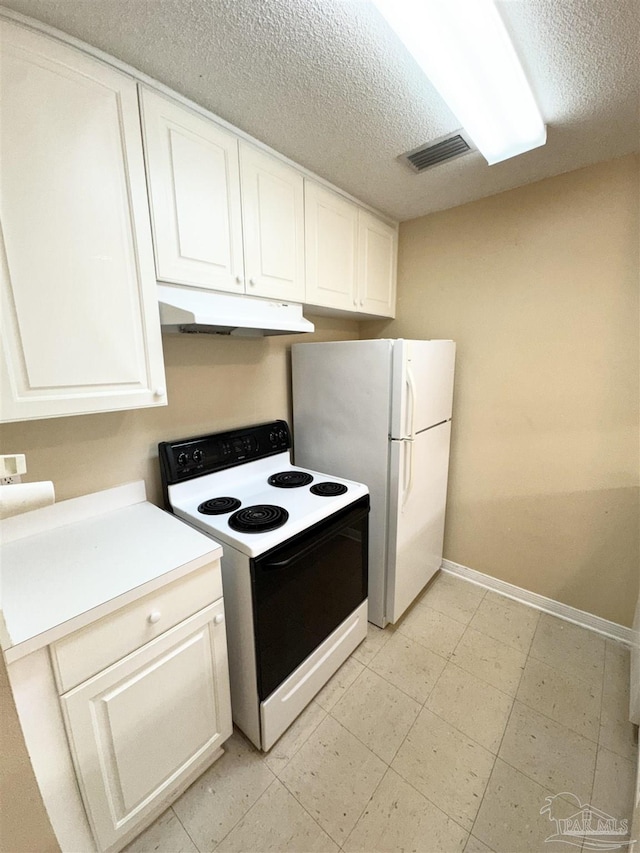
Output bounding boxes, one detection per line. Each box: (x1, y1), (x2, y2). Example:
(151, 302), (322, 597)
(50, 561), (222, 693)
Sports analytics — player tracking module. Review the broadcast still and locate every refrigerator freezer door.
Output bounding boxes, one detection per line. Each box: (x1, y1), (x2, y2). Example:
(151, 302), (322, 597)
(387, 421), (452, 624)
(292, 339), (393, 626)
(391, 340), (456, 438)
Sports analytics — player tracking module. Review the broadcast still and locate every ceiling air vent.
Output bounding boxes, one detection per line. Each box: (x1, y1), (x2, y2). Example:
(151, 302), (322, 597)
(402, 133), (472, 173)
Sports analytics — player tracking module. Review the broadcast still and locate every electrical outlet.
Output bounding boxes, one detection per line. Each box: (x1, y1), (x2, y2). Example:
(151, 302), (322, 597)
(0, 475), (22, 485)
(0, 454), (26, 480)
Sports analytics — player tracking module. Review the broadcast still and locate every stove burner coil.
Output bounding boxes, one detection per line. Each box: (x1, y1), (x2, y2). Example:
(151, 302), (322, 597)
(198, 497), (241, 515)
(310, 482), (348, 497)
(268, 471), (314, 488)
(228, 504), (289, 532)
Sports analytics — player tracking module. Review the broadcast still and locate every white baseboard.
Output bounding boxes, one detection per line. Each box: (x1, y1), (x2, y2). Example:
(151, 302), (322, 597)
(441, 559), (633, 646)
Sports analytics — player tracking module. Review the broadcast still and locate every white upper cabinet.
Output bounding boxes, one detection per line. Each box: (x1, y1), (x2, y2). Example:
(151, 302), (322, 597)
(0, 22), (166, 423)
(139, 88), (245, 294)
(357, 210), (397, 317)
(305, 182), (359, 312)
(305, 181), (397, 318)
(239, 143), (305, 302)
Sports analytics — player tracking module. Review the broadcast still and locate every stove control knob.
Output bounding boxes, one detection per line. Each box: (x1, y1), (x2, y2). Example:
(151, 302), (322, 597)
(278, 429), (287, 442)
(177, 452), (189, 467)
(269, 431), (277, 444)
(192, 448), (204, 463)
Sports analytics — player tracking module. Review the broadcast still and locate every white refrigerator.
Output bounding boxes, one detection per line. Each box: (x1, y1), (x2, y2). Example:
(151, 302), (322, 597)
(292, 338), (455, 628)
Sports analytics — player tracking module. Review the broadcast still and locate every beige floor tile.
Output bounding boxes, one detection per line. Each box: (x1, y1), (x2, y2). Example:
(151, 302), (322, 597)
(265, 700), (327, 776)
(391, 707), (495, 831)
(343, 768), (468, 853)
(172, 730), (274, 850)
(604, 640), (631, 695)
(499, 701), (597, 796)
(591, 746), (636, 824)
(368, 631), (447, 703)
(122, 808), (197, 853)
(516, 657), (601, 742)
(331, 668), (421, 763)
(279, 715), (386, 845)
(418, 572), (486, 625)
(599, 640), (636, 759)
(599, 706), (637, 760)
(469, 593), (540, 654)
(451, 627), (526, 696)
(396, 603), (467, 658)
(463, 835), (494, 853)
(426, 663), (514, 753)
(351, 622), (394, 665)
(529, 614), (605, 689)
(315, 656), (365, 712)
(473, 759), (583, 853)
(216, 779), (339, 852)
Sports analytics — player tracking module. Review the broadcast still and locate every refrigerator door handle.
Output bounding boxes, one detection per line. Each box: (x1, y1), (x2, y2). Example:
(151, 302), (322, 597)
(406, 366), (417, 439)
(401, 439), (414, 510)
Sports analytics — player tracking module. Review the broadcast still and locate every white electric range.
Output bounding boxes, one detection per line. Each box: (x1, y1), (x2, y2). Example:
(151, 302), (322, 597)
(159, 420), (369, 751)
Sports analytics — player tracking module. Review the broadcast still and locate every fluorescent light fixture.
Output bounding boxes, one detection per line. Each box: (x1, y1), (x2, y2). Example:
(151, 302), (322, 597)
(371, 0), (546, 165)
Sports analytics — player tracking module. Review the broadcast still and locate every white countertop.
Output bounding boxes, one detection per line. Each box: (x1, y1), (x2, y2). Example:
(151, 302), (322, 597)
(0, 482), (222, 661)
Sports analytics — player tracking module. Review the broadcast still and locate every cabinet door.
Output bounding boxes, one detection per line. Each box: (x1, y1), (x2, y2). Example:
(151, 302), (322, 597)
(240, 143), (305, 302)
(357, 210), (397, 317)
(61, 601), (232, 851)
(304, 182), (358, 312)
(0, 22), (166, 423)
(140, 88), (245, 294)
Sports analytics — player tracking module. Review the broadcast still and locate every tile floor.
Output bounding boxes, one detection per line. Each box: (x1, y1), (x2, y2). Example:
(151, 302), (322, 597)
(125, 572), (638, 853)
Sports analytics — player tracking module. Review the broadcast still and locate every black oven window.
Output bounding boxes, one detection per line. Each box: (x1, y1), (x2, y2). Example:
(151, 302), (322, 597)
(251, 497), (368, 700)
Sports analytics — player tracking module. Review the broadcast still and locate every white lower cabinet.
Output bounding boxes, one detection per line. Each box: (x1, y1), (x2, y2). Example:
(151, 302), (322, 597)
(60, 600), (232, 852)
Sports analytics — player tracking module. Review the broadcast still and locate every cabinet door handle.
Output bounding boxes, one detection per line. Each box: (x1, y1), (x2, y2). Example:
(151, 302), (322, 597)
(249, 278), (256, 287)
(214, 613), (225, 625)
(148, 610), (162, 624)
(154, 387), (165, 398)
(235, 276), (242, 285)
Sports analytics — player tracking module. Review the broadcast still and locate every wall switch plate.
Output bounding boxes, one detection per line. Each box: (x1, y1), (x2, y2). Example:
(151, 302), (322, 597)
(0, 454), (27, 479)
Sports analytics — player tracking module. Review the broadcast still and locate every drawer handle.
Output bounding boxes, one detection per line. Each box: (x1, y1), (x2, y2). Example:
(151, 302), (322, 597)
(214, 614), (225, 625)
(148, 610), (162, 625)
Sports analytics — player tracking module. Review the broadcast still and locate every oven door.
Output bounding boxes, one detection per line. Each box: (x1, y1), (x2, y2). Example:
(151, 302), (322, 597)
(251, 496), (369, 701)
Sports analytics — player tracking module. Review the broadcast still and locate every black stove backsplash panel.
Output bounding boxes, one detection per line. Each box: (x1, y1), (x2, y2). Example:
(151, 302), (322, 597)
(159, 421), (292, 501)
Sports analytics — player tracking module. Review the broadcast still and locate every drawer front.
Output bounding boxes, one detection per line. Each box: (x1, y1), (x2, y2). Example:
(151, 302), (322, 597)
(51, 562), (222, 693)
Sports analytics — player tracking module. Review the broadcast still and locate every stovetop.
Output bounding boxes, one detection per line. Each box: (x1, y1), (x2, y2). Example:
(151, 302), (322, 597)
(160, 422), (368, 558)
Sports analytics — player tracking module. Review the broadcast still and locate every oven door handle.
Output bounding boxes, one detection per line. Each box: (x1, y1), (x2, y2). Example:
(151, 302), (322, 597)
(261, 507), (369, 571)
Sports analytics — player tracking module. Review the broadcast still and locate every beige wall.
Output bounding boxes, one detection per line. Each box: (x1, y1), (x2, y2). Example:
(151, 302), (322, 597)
(0, 315), (359, 507)
(364, 154), (640, 627)
(0, 654), (60, 853)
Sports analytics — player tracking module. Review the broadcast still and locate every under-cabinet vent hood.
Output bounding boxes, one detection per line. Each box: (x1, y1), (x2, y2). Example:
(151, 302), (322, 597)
(158, 285), (315, 337)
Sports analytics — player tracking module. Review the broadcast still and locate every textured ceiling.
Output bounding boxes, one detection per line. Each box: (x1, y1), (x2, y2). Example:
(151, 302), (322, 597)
(2, 0), (639, 221)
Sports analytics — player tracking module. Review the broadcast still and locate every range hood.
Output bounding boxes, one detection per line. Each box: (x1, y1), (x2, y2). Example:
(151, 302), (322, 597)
(158, 284), (315, 337)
